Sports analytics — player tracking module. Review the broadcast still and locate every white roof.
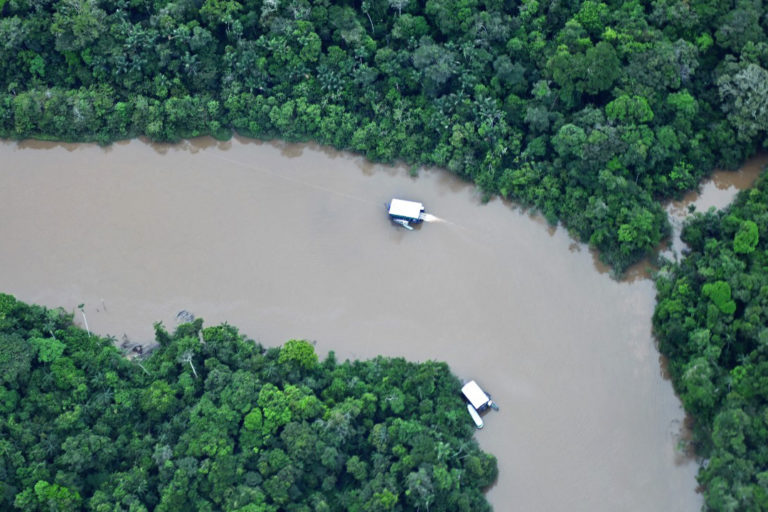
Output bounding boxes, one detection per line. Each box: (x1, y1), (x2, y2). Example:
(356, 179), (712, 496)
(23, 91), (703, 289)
(462, 381), (490, 409)
(388, 199), (424, 219)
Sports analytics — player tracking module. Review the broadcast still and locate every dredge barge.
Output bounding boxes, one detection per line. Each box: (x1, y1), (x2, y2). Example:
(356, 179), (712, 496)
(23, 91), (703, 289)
(387, 199), (427, 230)
(462, 380), (499, 428)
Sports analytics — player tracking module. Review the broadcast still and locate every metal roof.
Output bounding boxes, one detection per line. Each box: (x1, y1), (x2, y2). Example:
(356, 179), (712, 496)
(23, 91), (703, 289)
(462, 381), (490, 410)
(388, 199), (424, 220)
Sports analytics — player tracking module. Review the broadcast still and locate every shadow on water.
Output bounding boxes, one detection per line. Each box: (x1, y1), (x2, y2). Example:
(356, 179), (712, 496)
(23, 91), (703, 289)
(188, 136), (231, 153)
(522, 208), (557, 237)
(670, 413), (699, 466)
(658, 353), (699, 468)
(146, 135), (233, 155)
(433, 166), (478, 195)
(356, 155), (378, 176)
(232, 133), (266, 147)
(16, 139), (91, 152)
(354, 155), (413, 178)
(271, 140), (305, 158)
(590, 249), (655, 284)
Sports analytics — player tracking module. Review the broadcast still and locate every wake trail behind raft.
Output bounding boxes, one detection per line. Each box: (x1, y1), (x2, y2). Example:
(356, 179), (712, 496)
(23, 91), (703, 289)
(203, 150), (377, 207)
(420, 213), (444, 222)
(202, 150), (481, 240)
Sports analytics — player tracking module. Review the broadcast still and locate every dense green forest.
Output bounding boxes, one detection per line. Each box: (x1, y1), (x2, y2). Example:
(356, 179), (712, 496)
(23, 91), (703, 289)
(654, 168), (768, 511)
(2, 0), (768, 271)
(0, 294), (497, 511)
(4, 0), (768, 508)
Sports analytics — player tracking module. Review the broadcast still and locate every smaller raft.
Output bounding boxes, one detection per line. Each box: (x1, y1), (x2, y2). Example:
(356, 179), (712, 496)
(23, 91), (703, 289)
(461, 380), (499, 428)
(467, 403), (484, 428)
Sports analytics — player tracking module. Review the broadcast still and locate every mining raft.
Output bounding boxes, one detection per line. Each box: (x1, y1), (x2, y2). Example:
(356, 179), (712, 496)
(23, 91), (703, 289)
(462, 380), (499, 429)
(387, 198), (427, 230)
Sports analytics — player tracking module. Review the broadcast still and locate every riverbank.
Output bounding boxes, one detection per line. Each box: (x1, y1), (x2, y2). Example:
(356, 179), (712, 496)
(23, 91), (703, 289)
(653, 168), (768, 510)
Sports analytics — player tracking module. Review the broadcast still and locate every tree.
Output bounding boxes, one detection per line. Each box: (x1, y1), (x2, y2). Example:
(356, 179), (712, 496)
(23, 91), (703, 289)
(552, 123), (586, 159)
(50, 0), (107, 53)
(277, 339), (318, 370)
(717, 63), (768, 142)
(0, 333), (34, 387)
(702, 280), (737, 316)
(412, 38), (458, 96)
(140, 380), (178, 420)
(574, 1), (608, 37)
(388, 0), (409, 17)
(30, 336), (66, 363)
(714, 0), (764, 53)
(733, 219), (759, 254)
(14, 481), (82, 511)
(583, 42), (620, 95)
(178, 349), (199, 378)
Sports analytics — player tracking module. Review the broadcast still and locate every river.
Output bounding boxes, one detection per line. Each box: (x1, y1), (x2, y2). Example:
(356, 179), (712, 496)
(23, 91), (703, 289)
(0, 136), (730, 511)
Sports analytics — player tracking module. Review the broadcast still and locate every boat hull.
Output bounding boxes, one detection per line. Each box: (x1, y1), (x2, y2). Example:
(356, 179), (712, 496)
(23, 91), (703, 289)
(467, 404), (484, 428)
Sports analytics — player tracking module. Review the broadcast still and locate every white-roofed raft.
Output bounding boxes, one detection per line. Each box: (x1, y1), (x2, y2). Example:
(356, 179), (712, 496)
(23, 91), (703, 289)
(387, 199), (427, 230)
(461, 380), (499, 429)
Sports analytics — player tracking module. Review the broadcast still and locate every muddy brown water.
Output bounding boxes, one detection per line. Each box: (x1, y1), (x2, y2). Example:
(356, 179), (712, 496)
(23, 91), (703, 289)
(2, 136), (743, 511)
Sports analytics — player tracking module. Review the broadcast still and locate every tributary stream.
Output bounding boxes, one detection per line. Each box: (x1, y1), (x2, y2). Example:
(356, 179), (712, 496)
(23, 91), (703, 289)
(3, 137), (757, 511)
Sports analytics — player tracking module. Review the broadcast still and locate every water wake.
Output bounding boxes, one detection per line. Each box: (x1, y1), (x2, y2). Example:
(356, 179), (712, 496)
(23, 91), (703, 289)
(203, 151), (374, 206)
(421, 213), (444, 222)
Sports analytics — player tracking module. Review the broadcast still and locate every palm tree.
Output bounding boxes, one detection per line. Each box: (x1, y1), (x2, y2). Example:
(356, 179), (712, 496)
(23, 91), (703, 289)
(77, 303), (90, 336)
(179, 350), (198, 378)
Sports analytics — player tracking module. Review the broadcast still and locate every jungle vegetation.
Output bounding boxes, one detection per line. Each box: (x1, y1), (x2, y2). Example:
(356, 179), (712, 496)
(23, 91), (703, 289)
(2, 0), (768, 271)
(4, 0), (768, 508)
(0, 294), (497, 511)
(654, 169), (768, 511)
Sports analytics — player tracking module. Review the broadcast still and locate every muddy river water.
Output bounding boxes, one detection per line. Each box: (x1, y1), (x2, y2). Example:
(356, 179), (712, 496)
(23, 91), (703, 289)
(3, 137), (761, 511)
